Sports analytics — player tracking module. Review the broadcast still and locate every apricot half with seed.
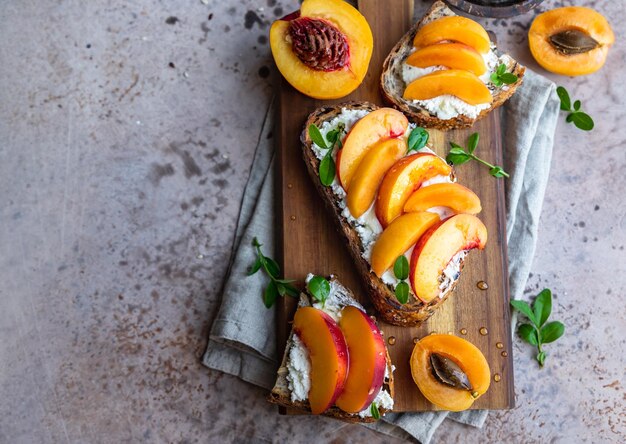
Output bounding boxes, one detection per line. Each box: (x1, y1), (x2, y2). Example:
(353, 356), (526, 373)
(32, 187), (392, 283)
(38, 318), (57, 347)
(410, 334), (490, 411)
(269, 0), (373, 99)
(529, 7), (614, 76)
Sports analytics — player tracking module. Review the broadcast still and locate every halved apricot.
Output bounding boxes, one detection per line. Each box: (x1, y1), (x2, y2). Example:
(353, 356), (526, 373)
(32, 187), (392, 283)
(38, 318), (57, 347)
(403, 70), (492, 105)
(370, 212), (440, 278)
(269, 0), (373, 99)
(529, 7), (614, 76)
(346, 138), (407, 218)
(375, 153), (451, 228)
(413, 16), (490, 54)
(404, 183), (482, 215)
(410, 334), (490, 411)
(406, 43), (486, 76)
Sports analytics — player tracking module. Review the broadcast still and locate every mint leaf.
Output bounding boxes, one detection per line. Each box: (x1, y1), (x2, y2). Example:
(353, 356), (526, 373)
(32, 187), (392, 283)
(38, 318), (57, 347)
(467, 133), (479, 154)
(326, 129), (339, 146)
(370, 402), (381, 419)
(556, 86), (571, 111)
(518, 323), (539, 346)
(263, 256), (280, 279)
(319, 151), (336, 186)
(447, 152), (471, 165)
(537, 351), (546, 367)
(264, 281), (279, 308)
(497, 63), (506, 75)
(307, 275), (330, 304)
(393, 255), (409, 280)
(570, 112), (594, 131)
(500, 73), (518, 84)
(308, 124), (328, 149)
(395, 282), (409, 304)
(408, 127), (429, 152)
(573, 100), (581, 111)
(540, 321), (565, 344)
(489, 166), (507, 178)
(510, 300), (537, 325)
(248, 256), (262, 276)
(532, 289), (552, 327)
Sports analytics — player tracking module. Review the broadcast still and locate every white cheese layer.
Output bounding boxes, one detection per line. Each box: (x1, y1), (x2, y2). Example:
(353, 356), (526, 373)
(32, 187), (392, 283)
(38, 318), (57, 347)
(400, 46), (511, 120)
(286, 334), (311, 402)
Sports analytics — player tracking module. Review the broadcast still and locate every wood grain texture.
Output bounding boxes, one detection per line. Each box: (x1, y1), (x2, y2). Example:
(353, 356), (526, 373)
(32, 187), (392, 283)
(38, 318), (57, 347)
(276, 0), (514, 412)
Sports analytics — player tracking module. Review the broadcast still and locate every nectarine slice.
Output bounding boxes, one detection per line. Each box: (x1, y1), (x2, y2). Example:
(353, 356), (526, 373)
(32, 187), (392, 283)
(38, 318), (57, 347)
(375, 153), (451, 228)
(529, 7), (614, 76)
(409, 214), (487, 302)
(403, 70), (493, 105)
(370, 212), (440, 278)
(293, 307), (349, 414)
(338, 108), (409, 189)
(269, 0), (373, 99)
(335, 306), (387, 413)
(413, 16), (491, 54)
(405, 43), (487, 76)
(410, 334), (490, 411)
(346, 138), (407, 218)
(404, 183), (482, 215)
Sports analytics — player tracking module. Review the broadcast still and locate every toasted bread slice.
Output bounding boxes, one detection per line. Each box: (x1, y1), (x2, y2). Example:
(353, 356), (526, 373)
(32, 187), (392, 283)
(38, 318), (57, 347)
(268, 276), (394, 423)
(301, 102), (468, 326)
(380, 0), (525, 130)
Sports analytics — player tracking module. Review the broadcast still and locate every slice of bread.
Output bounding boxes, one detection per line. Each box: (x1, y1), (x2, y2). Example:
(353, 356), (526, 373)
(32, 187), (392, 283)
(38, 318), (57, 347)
(301, 103), (465, 327)
(380, 0), (525, 130)
(267, 276), (394, 423)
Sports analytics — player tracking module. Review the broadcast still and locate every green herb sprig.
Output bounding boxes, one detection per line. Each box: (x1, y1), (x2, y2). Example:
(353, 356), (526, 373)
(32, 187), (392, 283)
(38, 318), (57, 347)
(407, 126), (429, 153)
(446, 132), (509, 178)
(510, 289), (565, 367)
(370, 402), (381, 420)
(393, 255), (410, 304)
(308, 123), (345, 186)
(556, 86), (594, 131)
(490, 63), (518, 87)
(306, 275), (331, 306)
(248, 237), (299, 308)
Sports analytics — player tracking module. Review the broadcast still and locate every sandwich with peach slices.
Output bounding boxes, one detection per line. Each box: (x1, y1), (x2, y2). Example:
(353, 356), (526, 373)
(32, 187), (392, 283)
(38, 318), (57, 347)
(268, 275), (394, 422)
(380, 0), (525, 130)
(301, 102), (488, 326)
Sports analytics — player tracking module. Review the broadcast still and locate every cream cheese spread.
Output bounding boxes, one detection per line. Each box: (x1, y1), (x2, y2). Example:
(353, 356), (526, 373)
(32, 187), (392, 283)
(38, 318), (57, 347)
(286, 333), (311, 402)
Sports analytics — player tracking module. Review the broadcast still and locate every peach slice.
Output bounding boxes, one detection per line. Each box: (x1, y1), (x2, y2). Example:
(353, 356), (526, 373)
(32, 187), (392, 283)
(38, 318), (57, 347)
(406, 43), (487, 76)
(409, 214), (487, 303)
(375, 153), (451, 228)
(338, 108), (409, 189)
(335, 306), (387, 413)
(370, 212), (440, 277)
(346, 138), (407, 218)
(411, 334), (491, 411)
(403, 70), (493, 105)
(293, 307), (349, 414)
(269, 0), (373, 99)
(413, 16), (491, 54)
(404, 183), (482, 215)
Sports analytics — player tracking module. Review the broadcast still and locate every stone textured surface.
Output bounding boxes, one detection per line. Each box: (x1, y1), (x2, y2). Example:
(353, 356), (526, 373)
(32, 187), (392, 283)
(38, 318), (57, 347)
(0, 0), (624, 443)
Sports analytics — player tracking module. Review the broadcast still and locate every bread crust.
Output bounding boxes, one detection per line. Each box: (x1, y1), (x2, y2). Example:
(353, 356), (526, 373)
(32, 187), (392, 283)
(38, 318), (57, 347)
(380, 0), (525, 130)
(267, 278), (394, 423)
(300, 103), (462, 327)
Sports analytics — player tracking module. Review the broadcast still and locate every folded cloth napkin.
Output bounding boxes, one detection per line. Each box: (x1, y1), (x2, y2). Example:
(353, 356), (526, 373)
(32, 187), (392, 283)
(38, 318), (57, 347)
(203, 69), (559, 443)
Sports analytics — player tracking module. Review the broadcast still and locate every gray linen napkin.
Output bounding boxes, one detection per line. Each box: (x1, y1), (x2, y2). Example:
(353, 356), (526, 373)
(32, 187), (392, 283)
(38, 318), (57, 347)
(203, 70), (559, 443)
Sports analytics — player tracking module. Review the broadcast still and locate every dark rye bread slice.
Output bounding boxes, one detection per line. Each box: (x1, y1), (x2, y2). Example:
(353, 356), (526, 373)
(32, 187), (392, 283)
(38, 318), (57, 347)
(380, 0), (525, 130)
(301, 102), (464, 327)
(267, 277), (394, 423)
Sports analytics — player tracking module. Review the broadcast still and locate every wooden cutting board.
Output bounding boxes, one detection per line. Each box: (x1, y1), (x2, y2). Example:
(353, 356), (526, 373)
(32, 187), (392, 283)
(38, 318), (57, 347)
(275, 0), (514, 412)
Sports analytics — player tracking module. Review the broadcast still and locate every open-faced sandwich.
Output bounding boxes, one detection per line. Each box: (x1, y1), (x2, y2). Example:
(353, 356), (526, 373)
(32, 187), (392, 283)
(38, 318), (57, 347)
(381, 0), (525, 129)
(301, 102), (488, 326)
(268, 275), (394, 422)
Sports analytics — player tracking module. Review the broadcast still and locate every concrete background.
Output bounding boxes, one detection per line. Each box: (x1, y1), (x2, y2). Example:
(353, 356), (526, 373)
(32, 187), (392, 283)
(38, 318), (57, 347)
(0, 0), (624, 442)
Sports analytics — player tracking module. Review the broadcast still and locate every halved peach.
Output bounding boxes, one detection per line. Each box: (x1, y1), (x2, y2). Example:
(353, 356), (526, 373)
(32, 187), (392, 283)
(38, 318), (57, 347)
(529, 6), (614, 76)
(338, 108), (409, 189)
(410, 334), (490, 411)
(293, 307), (349, 414)
(413, 16), (491, 54)
(370, 212), (440, 277)
(409, 214), (487, 303)
(405, 43), (487, 76)
(375, 153), (451, 228)
(346, 138), (407, 218)
(403, 70), (493, 105)
(404, 183), (482, 215)
(335, 306), (387, 413)
(269, 0), (373, 99)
